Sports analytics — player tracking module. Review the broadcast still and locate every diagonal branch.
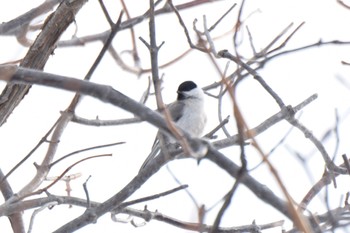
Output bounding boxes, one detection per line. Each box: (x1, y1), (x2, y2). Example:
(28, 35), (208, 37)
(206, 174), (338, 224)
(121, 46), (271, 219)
(0, 0), (63, 36)
(0, 65), (321, 229)
(0, 169), (25, 233)
(0, 0), (88, 127)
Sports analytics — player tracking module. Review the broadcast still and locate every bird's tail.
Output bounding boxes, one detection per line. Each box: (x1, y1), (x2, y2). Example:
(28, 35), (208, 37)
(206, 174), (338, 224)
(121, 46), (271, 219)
(139, 143), (160, 172)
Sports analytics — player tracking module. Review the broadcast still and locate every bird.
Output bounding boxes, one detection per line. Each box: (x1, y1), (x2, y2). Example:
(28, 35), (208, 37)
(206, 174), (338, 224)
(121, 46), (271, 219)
(139, 80), (207, 171)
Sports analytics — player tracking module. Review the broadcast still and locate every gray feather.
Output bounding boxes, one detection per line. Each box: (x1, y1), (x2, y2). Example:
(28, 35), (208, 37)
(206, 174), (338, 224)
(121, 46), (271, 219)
(139, 81), (206, 172)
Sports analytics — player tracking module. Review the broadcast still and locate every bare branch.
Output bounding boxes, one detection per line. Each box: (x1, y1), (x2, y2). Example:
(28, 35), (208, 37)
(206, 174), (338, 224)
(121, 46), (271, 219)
(16, 112), (73, 199)
(218, 49), (286, 108)
(120, 0), (141, 67)
(2, 1), (350, 230)
(168, 0), (207, 52)
(50, 141), (124, 167)
(67, 10), (124, 110)
(287, 116), (346, 174)
(0, 169), (25, 233)
(337, 0), (350, 9)
(0, 64), (318, 155)
(0, 0), (88, 126)
(71, 114), (141, 126)
(28, 201), (58, 233)
(20, 154), (112, 201)
(121, 206), (285, 232)
(203, 115), (230, 139)
(265, 22), (305, 56)
(0, 116), (61, 185)
(208, 3), (237, 32)
(210, 178), (242, 233)
(83, 175), (92, 209)
(0, 0), (62, 36)
(113, 185), (188, 212)
(299, 156), (350, 212)
(98, 0), (114, 27)
(342, 154), (350, 175)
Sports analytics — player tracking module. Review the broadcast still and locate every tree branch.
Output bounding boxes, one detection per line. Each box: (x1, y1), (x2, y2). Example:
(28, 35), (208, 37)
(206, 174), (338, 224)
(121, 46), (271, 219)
(0, 0), (87, 126)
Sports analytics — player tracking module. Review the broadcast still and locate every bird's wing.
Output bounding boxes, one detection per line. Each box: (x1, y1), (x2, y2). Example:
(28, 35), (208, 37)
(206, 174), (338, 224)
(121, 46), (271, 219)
(167, 101), (185, 122)
(139, 139), (160, 171)
(139, 132), (167, 172)
(139, 102), (185, 172)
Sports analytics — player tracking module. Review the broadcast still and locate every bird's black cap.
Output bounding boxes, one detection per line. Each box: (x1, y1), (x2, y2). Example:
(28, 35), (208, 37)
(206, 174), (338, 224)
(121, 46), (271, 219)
(177, 81), (197, 100)
(178, 81), (197, 92)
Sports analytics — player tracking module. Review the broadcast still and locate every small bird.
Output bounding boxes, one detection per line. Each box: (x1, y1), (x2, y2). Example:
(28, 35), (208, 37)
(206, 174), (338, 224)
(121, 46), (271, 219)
(139, 81), (207, 171)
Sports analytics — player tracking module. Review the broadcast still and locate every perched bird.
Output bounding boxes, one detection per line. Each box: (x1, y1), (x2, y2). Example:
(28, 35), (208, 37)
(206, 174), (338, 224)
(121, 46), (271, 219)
(139, 81), (207, 171)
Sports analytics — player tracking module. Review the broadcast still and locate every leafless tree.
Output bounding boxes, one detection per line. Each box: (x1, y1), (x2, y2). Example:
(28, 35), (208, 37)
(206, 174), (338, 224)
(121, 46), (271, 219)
(1, 0), (350, 232)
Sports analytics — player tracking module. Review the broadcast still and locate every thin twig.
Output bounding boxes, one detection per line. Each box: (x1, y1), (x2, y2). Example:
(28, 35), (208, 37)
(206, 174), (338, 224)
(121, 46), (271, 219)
(232, 0), (245, 54)
(0, 65), (318, 153)
(55, 0), (217, 47)
(0, 169), (25, 233)
(210, 177), (242, 233)
(141, 0), (194, 157)
(71, 114), (141, 126)
(0, 0), (62, 36)
(203, 116), (230, 139)
(16, 9), (125, 201)
(0, 65), (321, 231)
(18, 154), (112, 201)
(219, 48), (311, 232)
(332, 109), (341, 161)
(249, 124), (296, 172)
(16, 111), (73, 199)
(120, 0), (141, 66)
(266, 39), (350, 63)
(107, 46), (143, 74)
(246, 25), (257, 55)
(50, 141), (124, 167)
(258, 22), (294, 55)
(217, 69), (232, 138)
(208, 3), (237, 32)
(219, 50), (345, 176)
(67, 10), (124, 110)
(203, 15), (218, 56)
(299, 156), (350, 211)
(0, 116), (61, 185)
(113, 185), (188, 212)
(168, 0), (207, 52)
(121, 205), (284, 232)
(28, 201), (58, 233)
(210, 53), (248, 233)
(139, 76), (152, 105)
(266, 22), (305, 56)
(98, 0), (114, 26)
(287, 116), (346, 174)
(337, 0), (350, 10)
(342, 154), (350, 175)
(218, 50), (286, 108)
(166, 165), (200, 209)
(83, 175), (92, 208)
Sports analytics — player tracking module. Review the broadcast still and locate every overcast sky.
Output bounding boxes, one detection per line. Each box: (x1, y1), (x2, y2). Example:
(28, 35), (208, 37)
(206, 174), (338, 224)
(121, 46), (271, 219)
(1, 0), (350, 232)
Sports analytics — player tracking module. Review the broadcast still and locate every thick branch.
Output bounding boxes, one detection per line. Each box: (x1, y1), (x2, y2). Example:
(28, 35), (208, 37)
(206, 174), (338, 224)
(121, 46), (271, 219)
(0, 65), (181, 142)
(0, 0), (87, 126)
(0, 65), (320, 230)
(0, 0), (63, 36)
(0, 169), (25, 233)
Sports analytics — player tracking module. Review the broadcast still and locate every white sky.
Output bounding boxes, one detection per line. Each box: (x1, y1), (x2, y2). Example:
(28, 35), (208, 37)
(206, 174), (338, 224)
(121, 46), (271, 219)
(1, 0), (350, 232)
